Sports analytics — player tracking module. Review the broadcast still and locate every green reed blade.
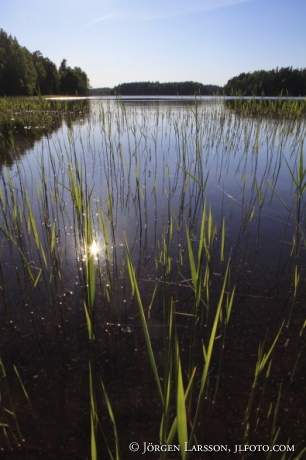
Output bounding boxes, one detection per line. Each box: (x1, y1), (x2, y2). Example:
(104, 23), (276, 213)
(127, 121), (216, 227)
(101, 379), (121, 460)
(50, 222), (56, 253)
(166, 367), (197, 445)
(33, 268), (42, 287)
(14, 366), (35, 419)
(125, 236), (163, 404)
(175, 337), (188, 460)
(267, 385), (282, 460)
(147, 284), (157, 320)
(83, 301), (93, 339)
(89, 362), (97, 460)
(188, 259), (232, 446)
(0, 358), (23, 443)
(221, 217), (226, 262)
(179, 166), (208, 191)
(85, 199), (95, 314)
(186, 228), (198, 301)
(256, 322), (284, 375)
(159, 374), (171, 443)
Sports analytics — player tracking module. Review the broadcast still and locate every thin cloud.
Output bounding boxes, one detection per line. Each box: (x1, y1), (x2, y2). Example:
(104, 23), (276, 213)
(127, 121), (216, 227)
(186, 0), (251, 14)
(86, 0), (251, 25)
(125, 0), (251, 21)
(87, 12), (119, 26)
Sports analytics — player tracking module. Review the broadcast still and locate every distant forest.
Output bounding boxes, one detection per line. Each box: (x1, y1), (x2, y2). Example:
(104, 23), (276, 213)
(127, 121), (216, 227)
(0, 29), (90, 96)
(90, 87), (112, 95)
(91, 68), (306, 97)
(223, 67), (306, 96)
(1, 28), (306, 98)
(111, 81), (221, 96)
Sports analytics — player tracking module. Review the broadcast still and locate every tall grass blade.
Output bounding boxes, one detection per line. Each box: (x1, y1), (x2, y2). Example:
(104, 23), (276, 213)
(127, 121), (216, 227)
(125, 236), (163, 403)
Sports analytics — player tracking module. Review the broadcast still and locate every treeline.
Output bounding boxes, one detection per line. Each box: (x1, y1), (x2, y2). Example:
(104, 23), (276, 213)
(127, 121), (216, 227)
(0, 29), (89, 96)
(89, 87), (112, 95)
(223, 67), (306, 96)
(112, 81), (221, 96)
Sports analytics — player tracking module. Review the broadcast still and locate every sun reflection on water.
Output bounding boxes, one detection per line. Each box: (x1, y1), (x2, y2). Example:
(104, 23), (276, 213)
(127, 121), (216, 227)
(89, 241), (99, 256)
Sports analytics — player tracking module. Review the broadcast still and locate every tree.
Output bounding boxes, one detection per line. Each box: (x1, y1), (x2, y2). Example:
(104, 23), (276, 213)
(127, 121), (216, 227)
(0, 29), (89, 96)
(112, 81), (221, 96)
(59, 59), (67, 72)
(32, 51), (59, 94)
(223, 67), (306, 96)
(59, 60), (89, 95)
(5, 40), (37, 95)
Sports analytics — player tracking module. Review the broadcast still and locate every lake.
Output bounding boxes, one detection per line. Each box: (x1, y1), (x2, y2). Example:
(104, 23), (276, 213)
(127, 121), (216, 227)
(0, 97), (305, 459)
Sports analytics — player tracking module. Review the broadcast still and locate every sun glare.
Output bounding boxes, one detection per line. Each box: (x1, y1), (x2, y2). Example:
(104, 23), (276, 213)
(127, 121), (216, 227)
(89, 241), (99, 256)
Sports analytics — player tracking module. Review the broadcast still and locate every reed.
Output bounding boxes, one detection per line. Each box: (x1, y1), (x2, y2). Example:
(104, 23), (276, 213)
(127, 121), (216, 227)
(0, 96), (305, 458)
(225, 96), (306, 119)
(242, 323), (284, 445)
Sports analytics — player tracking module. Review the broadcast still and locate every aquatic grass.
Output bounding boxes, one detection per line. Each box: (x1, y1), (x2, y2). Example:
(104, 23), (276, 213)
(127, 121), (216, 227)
(266, 384), (282, 460)
(225, 96), (306, 119)
(0, 221), (38, 289)
(85, 198), (96, 317)
(283, 141), (306, 202)
(125, 235), (163, 403)
(60, 147), (102, 459)
(13, 366), (35, 420)
(185, 201), (218, 385)
(0, 358), (23, 449)
(255, 178), (268, 209)
(283, 448), (306, 460)
(74, 185), (100, 459)
(25, 189), (47, 268)
(159, 296), (174, 446)
(89, 361), (98, 460)
(242, 322), (284, 445)
(165, 366), (197, 446)
(220, 217), (226, 262)
(268, 141), (306, 265)
(175, 335), (188, 460)
(100, 379), (121, 460)
(186, 258), (234, 454)
(0, 97), (306, 457)
(186, 200), (213, 311)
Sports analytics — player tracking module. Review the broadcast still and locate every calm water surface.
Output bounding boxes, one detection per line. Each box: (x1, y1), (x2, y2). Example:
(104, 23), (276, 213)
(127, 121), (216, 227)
(0, 98), (305, 459)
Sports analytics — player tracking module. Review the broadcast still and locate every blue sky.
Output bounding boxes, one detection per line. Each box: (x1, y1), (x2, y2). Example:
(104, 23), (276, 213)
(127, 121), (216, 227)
(1, 0), (305, 88)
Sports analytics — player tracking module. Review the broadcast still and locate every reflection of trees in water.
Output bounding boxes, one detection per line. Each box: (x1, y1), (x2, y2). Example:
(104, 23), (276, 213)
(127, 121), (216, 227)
(0, 122), (57, 168)
(0, 100), (90, 169)
(225, 98), (306, 118)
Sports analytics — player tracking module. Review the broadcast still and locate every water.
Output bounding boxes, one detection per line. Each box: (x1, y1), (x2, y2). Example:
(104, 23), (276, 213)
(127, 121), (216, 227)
(0, 98), (305, 459)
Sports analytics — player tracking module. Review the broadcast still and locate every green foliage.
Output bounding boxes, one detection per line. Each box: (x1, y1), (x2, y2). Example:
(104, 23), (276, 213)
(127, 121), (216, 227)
(112, 81), (221, 96)
(89, 87), (112, 96)
(0, 29), (89, 96)
(32, 50), (59, 94)
(4, 40), (37, 96)
(224, 67), (306, 97)
(59, 60), (90, 96)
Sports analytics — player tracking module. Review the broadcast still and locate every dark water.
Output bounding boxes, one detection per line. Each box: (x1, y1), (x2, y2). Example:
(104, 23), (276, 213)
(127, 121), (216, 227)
(0, 98), (305, 459)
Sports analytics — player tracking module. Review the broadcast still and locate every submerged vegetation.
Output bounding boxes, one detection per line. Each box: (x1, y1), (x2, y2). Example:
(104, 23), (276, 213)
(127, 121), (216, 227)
(0, 96), (306, 459)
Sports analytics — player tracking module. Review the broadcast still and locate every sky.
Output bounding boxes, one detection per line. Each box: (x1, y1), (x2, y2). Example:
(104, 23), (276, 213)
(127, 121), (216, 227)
(1, 0), (306, 89)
